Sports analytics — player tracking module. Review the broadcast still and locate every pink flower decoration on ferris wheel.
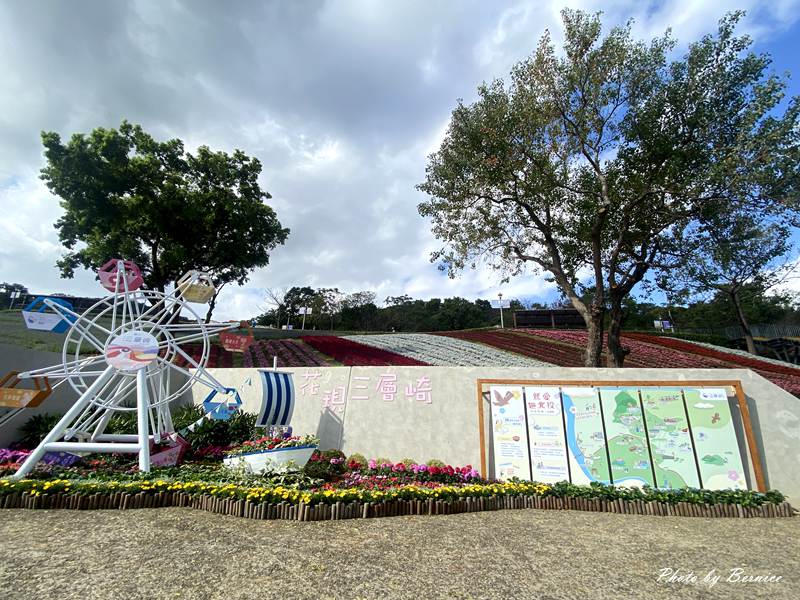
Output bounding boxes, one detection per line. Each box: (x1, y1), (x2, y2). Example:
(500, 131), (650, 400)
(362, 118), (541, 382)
(97, 259), (144, 292)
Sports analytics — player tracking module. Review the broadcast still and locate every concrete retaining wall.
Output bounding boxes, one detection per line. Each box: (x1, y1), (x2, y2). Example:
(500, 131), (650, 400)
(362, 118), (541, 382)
(197, 366), (800, 500)
(2, 341), (796, 500)
(0, 343), (80, 447)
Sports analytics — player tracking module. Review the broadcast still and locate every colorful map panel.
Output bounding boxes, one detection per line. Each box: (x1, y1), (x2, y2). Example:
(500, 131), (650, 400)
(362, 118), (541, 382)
(599, 388), (655, 488)
(684, 388), (747, 490)
(489, 385), (531, 481)
(561, 387), (610, 485)
(487, 384), (748, 490)
(524, 386), (569, 483)
(641, 388), (701, 489)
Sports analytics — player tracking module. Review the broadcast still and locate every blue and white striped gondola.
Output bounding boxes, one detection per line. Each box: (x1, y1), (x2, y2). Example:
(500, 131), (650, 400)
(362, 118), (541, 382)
(256, 369), (295, 428)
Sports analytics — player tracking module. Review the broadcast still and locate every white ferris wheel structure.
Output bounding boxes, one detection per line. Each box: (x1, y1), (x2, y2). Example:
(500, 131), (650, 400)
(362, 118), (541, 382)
(9, 260), (242, 479)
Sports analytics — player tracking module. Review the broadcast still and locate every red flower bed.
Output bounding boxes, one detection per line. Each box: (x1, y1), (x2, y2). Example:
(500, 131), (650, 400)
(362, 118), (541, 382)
(518, 330), (727, 369)
(243, 340), (327, 368)
(439, 329), (800, 396)
(519, 330), (800, 397)
(302, 336), (429, 366)
(173, 342), (234, 369)
(439, 329), (586, 366)
(622, 333), (800, 376)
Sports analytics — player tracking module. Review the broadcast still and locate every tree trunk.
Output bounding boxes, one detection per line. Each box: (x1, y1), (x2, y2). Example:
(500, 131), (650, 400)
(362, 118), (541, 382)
(606, 299), (629, 367)
(731, 289), (757, 354)
(562, 287), (604, 367)
(584, 310), (605, 367)
(204, 290), (220, 324)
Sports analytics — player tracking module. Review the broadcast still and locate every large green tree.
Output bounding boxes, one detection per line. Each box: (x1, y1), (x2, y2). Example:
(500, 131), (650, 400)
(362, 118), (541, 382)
(41, 121), (289, 319)
(663, 212), (797, 354)
(417, 10), (800, 366)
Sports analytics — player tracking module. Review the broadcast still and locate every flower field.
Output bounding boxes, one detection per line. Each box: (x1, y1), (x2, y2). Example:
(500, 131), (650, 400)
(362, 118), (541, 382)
(301, 336), (429, 366)
(243, 339), (327, 368)
(173, 342), (234, 368)
(435, 328), (800, 396)
(438, 329), (582, 365)
(345, 333), (549, 367)
(623, 332), (800, 376)
(508, 329), (800, 396)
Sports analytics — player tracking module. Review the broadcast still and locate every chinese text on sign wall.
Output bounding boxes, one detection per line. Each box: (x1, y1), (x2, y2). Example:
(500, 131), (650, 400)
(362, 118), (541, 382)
(298, 369), (434, 413)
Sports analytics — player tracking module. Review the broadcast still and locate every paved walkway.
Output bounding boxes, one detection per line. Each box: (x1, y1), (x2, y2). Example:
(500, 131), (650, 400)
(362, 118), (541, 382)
(0, 507), (797, 599)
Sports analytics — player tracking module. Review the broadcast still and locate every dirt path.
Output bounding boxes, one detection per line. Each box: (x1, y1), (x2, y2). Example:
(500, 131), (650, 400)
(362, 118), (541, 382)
(0, 508), (796, 600)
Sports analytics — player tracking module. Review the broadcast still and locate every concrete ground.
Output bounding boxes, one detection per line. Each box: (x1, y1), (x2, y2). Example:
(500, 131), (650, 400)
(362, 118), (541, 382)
(0, 507), (797, 600)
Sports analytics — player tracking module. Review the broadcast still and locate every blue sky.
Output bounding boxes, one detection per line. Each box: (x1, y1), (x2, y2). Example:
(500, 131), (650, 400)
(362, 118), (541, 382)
(0, 1), (798, 319)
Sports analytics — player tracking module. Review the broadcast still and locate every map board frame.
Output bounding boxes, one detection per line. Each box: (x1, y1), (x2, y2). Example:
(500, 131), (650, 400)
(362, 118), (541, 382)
(476, 378), (765, 492)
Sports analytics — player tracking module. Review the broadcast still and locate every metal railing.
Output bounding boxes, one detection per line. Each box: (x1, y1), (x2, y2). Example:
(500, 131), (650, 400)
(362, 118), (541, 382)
(723, 324), (800, 340)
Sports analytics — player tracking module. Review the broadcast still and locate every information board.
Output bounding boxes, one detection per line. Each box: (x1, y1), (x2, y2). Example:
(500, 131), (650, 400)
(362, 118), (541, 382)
(486, 383), (749, 491)
(489, 385), (531, 480)
(524, 386), (569, 483)
(684, 388), (747, 490)
(599, 388), (655, 488)
(562, 387), (611, 485)
(641, 388), (701, 489)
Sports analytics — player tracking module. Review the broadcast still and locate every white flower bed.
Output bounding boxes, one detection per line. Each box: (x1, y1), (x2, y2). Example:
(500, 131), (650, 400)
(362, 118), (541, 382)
(346, 333), (553, 367)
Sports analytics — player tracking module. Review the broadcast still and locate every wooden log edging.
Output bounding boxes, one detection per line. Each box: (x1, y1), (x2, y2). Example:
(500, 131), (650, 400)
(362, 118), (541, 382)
(0, 492), (795, 520)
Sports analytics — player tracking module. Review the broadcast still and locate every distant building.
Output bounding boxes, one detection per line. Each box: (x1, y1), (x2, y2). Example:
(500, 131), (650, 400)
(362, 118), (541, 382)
(513, 308), (585, 329)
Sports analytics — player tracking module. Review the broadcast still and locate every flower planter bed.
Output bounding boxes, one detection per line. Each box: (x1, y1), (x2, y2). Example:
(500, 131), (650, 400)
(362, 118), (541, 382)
(223, 446), (317, 473)
(222, 434), (320, 474)
(302, 336), (429, 366)
(345, 333), (550, 367)
(243, 339), (327, 368)
(0, 478), (792, 519)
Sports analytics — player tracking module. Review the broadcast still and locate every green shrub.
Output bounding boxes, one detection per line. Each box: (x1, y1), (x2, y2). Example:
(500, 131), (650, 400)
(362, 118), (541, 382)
(226, 412), (257, 445)
(426, 459), (446, 467)
(174, 406), (256, 449)
(373, 457), (392, 466)
(105, 412), (137, 435)
(18, 414), (62, 448)
(399, 457), (416, 467)
(184, 419), (231, 449)
(171, 405), (206, 431)
(346, 453), (367, 466)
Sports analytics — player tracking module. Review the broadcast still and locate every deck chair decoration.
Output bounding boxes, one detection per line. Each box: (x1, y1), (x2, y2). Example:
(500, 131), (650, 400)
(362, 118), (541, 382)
(0, 371), (52, 409)
(21, 296), (76, 333)
(219, 321), (255, 352)
(176, 270), (216, 304)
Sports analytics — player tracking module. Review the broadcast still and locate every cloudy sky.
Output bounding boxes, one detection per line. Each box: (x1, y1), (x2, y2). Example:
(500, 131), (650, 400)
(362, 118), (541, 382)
(1, 0), (799, 320)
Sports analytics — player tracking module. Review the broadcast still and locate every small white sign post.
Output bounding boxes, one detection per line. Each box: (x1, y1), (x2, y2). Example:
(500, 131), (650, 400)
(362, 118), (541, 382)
(298, 307), (313, 330)
(491, 294), (511, 328)
(9, 290), (21, 309)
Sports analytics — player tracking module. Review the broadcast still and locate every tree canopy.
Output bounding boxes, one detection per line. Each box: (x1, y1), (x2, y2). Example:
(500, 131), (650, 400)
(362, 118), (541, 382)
(417, 10), (800, 366)
(662, 211), (797, 353)
(41, 121), (289, 316)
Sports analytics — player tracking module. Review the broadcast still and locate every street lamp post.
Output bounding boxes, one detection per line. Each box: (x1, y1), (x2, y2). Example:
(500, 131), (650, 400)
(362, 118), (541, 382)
(498, 293), (504, 329)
